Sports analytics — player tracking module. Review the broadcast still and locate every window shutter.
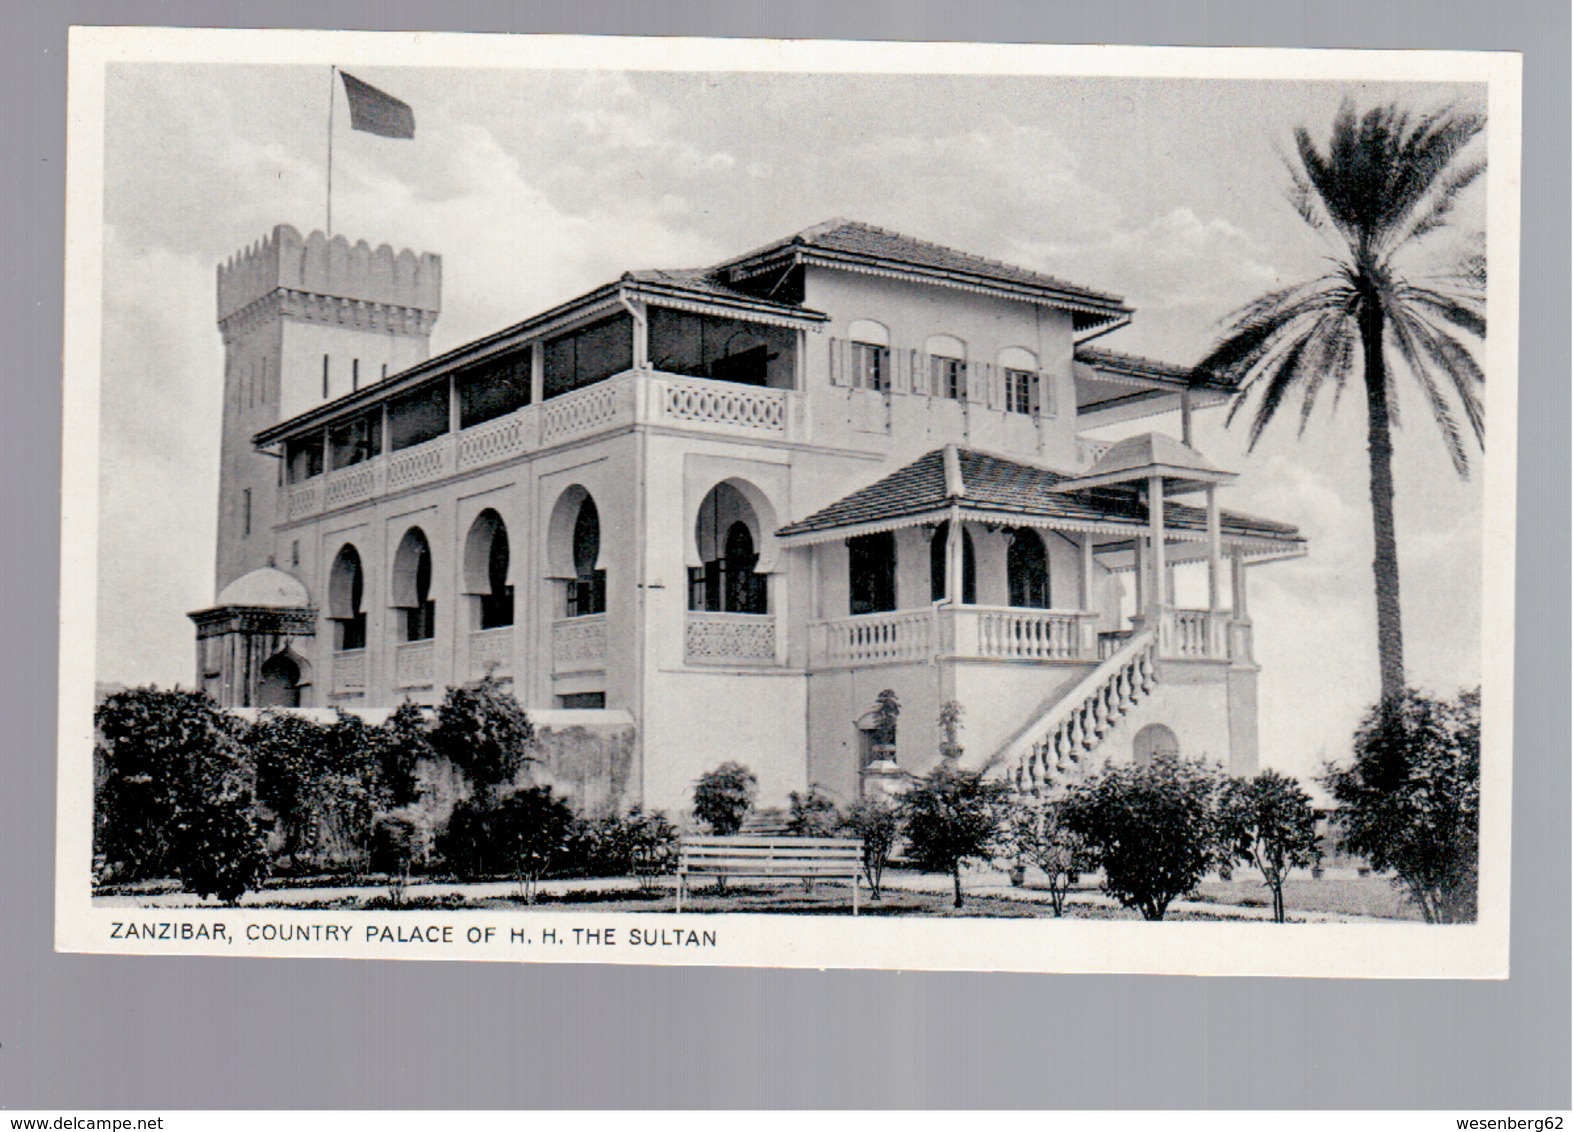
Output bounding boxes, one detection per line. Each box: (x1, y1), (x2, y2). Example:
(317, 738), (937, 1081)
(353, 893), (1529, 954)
(828, 337), (845, 386)
(1040, 371), (1055, 417)
(964, 360), (983, 404)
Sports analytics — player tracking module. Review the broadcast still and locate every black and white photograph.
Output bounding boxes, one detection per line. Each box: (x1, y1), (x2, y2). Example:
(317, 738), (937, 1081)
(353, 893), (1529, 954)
(58, 28), (1520, 975)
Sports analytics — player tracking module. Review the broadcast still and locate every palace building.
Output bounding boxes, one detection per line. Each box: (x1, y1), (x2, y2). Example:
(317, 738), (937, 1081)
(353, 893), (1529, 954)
(189, 218), (1305, 811)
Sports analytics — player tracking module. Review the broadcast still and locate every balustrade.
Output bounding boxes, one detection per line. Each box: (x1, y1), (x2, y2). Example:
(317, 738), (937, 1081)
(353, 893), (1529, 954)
(657, 375), (787, 433)
(469, 627), (514, 680)
(393, 640), (434, 688)
(553, 614), (607, 673)
(331, 649), (366, 693)
(970, 608), (1093, 660)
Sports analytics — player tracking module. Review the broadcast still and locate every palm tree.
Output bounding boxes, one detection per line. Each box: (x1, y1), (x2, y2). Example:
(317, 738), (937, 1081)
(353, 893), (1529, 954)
(1197, 102), (1486, 708)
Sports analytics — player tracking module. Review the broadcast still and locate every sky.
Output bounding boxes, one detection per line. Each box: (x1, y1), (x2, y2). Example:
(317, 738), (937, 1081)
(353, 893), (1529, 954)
(91, 56), (1491, 787)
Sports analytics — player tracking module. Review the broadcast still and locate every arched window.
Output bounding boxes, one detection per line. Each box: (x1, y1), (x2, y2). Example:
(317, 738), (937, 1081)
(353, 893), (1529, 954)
(848, 531), (897, 615)
(568, 497), (606, 617)
(926, 334), (967, 400)
(929, 521), (977, 604)
(392, 528), (436, 642)
(1007, 528), (1050, 609)
(848, 319), (890, 392)
(464, 510), (514, 629)
(328, 544), (367, 650)
(1133, 723), (1181, 766)
(689, 482), (767, 614)
(998, 347), (1041, 416)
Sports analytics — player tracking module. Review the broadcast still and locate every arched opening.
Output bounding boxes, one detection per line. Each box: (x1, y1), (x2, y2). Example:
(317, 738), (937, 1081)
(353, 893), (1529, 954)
(328, 544), (367, 650)
(391, 527), (436, 642)
(999, 347), (1041, 415)
(1007, 527), (1050, 609)
(258, 652), (302, 708)
(929, 521), (977, 604)
(464, 510), (514, 629)
(848, 531), (897, 615)
(689, 482), (767, 614)
(568, 497), (606, 617)
(1132, 723), (1181, 766)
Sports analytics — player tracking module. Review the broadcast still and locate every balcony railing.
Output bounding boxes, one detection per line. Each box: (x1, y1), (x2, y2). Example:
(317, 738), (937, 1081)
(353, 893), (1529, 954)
(393, 640), (434, 688)
(278, 370), (801, 522)
(331, 649), (366, 694)
(812, 605), (1103, 668)
(553, 614), (607, 674)
(469, 626), (513, 681)
(684, 612), (777, 666)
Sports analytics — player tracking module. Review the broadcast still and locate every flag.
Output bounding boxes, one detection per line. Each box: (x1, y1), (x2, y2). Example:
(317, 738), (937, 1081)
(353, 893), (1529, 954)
(339, 71), (415, 139)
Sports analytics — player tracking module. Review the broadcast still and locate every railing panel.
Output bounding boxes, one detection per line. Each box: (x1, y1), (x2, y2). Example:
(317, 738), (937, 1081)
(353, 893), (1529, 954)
(815, 609), (935, 667)
(469, 627), (514, 680)
(393, 640), (435, 688)
(540, 378), (630, 445)
(457, 409), (535, 472)
(324, 462), (379, 510)
(331, 649), (366, 693)
(658, 375), (787, 433)
(972, 609), (1090, 660)
(281, 479), (322, 522)
(385, 438), (450, 493)
(553, 614), (607, 673)
(685, 612), (776, 665)
(1160, 607), (1228, 660)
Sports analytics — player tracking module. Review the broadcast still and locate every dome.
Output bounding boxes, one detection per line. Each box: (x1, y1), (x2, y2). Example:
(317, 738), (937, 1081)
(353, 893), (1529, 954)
(216, 567), (311, 608)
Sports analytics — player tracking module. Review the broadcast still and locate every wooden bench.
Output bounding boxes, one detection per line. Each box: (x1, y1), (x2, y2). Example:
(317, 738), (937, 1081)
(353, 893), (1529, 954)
(676, 836), (866, 914)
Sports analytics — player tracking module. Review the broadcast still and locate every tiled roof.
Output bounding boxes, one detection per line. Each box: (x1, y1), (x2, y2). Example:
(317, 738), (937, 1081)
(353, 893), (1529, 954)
(777, 447), (1301, 542)
(622, 267), (824, 317)
(1076, 345), (1238, 392)
(719, 219), (1130, 321)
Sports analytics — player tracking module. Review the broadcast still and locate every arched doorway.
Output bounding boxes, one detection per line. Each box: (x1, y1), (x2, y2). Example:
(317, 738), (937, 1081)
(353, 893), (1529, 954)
(392, 527), (436, 641)
(1133, 723), (1181, 766)
(258, 652), (302, 708)
(1007, 527), (1050, 609)
(328, 544), (367, 650)
(464, 509), (514, 629)
(569, 497), (606, 617)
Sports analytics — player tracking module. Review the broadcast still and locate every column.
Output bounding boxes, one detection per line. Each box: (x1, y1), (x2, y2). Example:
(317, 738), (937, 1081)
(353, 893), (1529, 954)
(1231, 550), (1249, 620)
(1147, 475), (1166, 617)
(1206, 485), (1222, 612)
(1132, 535), (1146, 615)
(945, 510), (962, 603)
(1079, 533), (1094, 611)
(629, 298), (649, 371)
(530, 340), (545, 405)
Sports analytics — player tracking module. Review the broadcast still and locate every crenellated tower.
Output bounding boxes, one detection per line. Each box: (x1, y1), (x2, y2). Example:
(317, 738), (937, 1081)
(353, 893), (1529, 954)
(213, 224), (441, 591)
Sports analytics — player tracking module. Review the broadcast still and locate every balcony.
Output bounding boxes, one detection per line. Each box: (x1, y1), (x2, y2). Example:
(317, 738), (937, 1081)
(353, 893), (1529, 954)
(393, 640), (434, 688)
(553, 614), (607, 674)
(468, 627), (513, 682)
(278, 370), (803, 523)
(810, 606), (1100, 669)
(684, 611), (777, 666)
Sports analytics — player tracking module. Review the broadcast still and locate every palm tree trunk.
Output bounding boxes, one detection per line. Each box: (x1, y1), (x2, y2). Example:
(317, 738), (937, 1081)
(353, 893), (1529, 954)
(1360, 300), (1406, 707)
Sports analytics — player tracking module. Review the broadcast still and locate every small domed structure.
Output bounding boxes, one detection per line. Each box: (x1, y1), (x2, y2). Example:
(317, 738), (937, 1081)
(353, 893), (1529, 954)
(215, 566), (310, 608)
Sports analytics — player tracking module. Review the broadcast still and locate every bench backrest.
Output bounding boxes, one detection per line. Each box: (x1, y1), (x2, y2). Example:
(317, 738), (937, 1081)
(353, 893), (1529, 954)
(678, 836), (864, 876)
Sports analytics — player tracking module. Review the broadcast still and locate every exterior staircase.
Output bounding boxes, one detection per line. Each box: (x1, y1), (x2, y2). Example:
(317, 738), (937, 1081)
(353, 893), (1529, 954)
(998, 627), (1158, 796)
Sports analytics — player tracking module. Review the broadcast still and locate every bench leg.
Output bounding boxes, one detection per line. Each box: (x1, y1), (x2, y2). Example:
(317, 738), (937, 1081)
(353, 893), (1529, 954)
(676, 872), (683, 914)
(853, 873), (860, 916)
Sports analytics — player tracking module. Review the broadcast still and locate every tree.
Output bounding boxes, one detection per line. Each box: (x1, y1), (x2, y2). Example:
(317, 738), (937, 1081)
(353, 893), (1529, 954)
(901, 761), (1011, 908)
(1196, 102), (1486, 706)
(1322, 687), (1479, 923)
(248, 711), (323, 867)
(491, 786), (577, 903)
(692, 762), (757, 835)
(428, 676), (535, 797)
(1062, 755), (1233, 921)
(378, 700), (432, 808)
(787, 785), (843, 837)
(999, 798), (1093, 917)
(170, 797), (270, 905)
(842, 797), (900, 901)
(1220, 770), (1322, 923)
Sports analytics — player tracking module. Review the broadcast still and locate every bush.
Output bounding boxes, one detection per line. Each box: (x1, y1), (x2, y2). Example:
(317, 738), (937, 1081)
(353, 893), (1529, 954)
(491, 787), (576, 903)
(901, 762), (1012, 908)
(378, 701), (431, 808)
(843, 796), (900, 900)
(95, 686), (269, 903)
(787, 785), (842, 838)
(566, 807), (680, 887)
(435, 798), (503, 881)
(369, 813), (420, 904)
(693, 762), (757, 835)
(1062, 754), (1234, 921)
(429, 676), (536, 796)
(1322, 688), (1479, 923)
(998, 799), (1093, 917)
(1219, 770), (1321, 923)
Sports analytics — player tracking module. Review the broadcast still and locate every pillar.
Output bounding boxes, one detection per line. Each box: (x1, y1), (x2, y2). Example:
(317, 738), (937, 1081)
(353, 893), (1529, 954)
(1206, 484), (1222, 612)
(1147, 475), (1166, 616)
(1079, 533), (1094, 611)
(1231, 550), (1249, 619)
(945, 509), (962, 603)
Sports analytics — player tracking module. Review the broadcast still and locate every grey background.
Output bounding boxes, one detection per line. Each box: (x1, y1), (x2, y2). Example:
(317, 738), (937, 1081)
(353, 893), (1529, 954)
(4, 1), (1566, 1111)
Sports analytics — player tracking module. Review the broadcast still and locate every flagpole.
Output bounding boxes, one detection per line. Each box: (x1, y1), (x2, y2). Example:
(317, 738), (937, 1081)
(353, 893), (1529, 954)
(326, 64), (336, 237)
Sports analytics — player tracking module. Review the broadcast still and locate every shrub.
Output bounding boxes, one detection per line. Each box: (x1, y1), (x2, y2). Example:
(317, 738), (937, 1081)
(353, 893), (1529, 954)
(787, 785), (843, 838)
(94, 687), (263, 899)
(429, 676), (536, 797)
(435, 798), (502, 881)
(693, 762), (757, 835)
(1219, 770), (1322, 923)
(248, 711), (324, 867)
(378, 701), (431, 808)
(999, 799), (1093, 917)
(901, 761), (1012, 908)
(491, 787), (576, 903)
(369, 813), (420, 904)
(1322, 687), (1480, 923)
(843, 796), (900, 901)
(567, 807), (680, 887)
(1062, 754), (1234, 921)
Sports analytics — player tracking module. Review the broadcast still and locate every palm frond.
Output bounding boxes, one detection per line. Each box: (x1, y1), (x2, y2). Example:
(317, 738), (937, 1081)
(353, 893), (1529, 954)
(1244, 332), (1320, 450)
(1399, 283), (1486, 339)
(1388, 308), (1472, 474)
(1295, 313), (1356, 436)
(1397, 307), (1486, 447)
(1399, 158), (1486, 246)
